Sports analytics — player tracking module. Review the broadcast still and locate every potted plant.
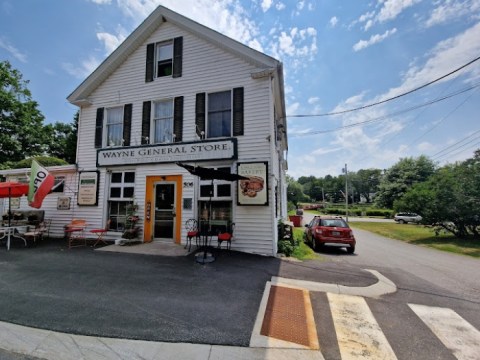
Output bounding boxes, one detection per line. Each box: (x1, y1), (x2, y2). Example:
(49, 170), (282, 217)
(122, 203), (139, 240)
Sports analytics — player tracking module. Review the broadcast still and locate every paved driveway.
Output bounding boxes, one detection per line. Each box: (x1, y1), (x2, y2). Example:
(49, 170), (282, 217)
(0, 239), (376, 347)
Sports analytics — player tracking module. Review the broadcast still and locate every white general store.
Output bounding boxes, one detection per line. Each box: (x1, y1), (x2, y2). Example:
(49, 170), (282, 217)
(1, 6), (288, 256)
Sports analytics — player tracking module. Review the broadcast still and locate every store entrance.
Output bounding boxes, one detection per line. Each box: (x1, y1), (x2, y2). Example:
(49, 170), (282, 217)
(153, 182), (176, 241)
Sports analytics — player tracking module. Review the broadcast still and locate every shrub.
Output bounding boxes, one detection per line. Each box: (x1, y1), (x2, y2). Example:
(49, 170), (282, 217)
(365, 209), (393, 217)
(278, 239), (295, 256)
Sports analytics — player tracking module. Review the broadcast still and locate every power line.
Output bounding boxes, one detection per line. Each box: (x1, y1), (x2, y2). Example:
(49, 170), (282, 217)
(290, 83), (480, 137)
(287, 55), (480, 118)
(407, 88), (477, 147)
(431, 130), (480, 161)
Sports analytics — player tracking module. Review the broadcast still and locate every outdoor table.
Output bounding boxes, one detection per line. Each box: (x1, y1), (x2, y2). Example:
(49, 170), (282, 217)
(0, 226), (28, 251)
(195, 225), (215, 264)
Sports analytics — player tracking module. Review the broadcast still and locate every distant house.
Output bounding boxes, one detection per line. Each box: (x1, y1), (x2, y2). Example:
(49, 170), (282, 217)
(1, 6), (288, 256)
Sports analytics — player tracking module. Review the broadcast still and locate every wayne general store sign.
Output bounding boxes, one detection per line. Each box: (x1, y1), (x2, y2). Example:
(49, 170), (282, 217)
(97, 139), (237, 166)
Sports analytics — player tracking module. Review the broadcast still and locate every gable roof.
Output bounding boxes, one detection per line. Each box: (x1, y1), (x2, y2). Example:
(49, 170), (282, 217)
(67, 5), (283, 106)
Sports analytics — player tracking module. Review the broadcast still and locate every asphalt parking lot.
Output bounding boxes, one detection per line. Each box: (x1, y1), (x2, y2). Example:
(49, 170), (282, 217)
(0, 238), (376, 347)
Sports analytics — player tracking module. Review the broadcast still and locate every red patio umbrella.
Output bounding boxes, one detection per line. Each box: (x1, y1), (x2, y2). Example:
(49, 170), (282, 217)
(0, 182), (29, 227)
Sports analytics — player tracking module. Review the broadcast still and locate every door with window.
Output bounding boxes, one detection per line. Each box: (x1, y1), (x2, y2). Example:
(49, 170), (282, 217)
(153, 182), (176, 240)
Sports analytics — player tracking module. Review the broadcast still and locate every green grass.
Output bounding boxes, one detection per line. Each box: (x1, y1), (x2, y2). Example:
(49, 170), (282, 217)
(291, 228), (321, 261)
(350, 222), (480, 258)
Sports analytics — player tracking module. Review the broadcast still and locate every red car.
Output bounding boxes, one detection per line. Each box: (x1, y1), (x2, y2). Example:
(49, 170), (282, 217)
(304, 216), (356, 254)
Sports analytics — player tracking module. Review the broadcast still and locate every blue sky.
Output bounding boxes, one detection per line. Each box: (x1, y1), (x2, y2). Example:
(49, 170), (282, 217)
(1, 0), (479, 178)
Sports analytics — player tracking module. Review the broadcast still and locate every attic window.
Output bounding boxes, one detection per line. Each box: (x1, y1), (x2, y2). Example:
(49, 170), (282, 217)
(156, 41), (173, 77)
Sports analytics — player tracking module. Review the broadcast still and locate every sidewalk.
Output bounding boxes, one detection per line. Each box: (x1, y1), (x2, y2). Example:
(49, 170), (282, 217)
(0, 320), (323, 360)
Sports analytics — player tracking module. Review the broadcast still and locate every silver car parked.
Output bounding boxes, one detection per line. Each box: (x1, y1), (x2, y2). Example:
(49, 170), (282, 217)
(394, 212), (422, 224)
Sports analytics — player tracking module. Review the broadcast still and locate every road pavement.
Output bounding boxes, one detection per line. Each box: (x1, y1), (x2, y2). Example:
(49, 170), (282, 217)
(1, 219), (479, 359)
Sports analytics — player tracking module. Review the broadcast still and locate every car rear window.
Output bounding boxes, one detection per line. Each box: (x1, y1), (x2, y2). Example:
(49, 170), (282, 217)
(321, 219), (348, 227)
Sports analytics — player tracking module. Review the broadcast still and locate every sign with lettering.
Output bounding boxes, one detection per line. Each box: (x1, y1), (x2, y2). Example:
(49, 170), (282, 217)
(78, 171), (99, 206)
(57, 196), (71, 210)
(97, 139), (237, 167)
(237, 162), (268, 206)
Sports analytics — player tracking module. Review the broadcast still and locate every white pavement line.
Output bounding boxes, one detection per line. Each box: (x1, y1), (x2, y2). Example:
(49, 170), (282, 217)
(271, 269), (396, 299)
(327, 293), (397, 360)
(409, 304), (480, 360)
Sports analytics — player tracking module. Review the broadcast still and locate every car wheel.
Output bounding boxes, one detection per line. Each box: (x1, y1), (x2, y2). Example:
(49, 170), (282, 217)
(398, 219), (406, 224)
(347, 246), (355, 254)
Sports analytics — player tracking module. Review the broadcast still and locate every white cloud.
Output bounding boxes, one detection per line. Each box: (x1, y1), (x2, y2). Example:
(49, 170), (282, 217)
(278, 31), (295, 55)
(379, 22), (480, 100)
(355, 0), (420, 31)
(286, 102), (300, 115)
(276, 2), (286, 10)
(269, 26), (317, 67)
(353, 28), (397, 52)
(426, 0), (480, 27)
(329, 16), (338, 28)
(89, 0), (112, 4)
(377, 0), (421, 23)
(261, 0), (272, 12)
(359, 11), (375, 23)
(62, 56), (100, 79)
(308, 97), (320, 104)
(417, 142), (435, 152)
(312, 147), (342, 155)
(0, 37), (27, 63)
(116, 0), (260, 46)
(97, 31), (127, 54)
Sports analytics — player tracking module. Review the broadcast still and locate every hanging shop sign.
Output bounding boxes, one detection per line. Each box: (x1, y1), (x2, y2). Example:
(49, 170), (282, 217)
(237, 162), (268, 206)
(97, 139), (237, 167)
(78, 171), (99, 206)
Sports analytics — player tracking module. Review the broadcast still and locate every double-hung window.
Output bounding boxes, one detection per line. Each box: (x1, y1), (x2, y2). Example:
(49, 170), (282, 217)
(108, 171), (135, 231)
(145, 37), (182, 82)
(106, 107), (124, 146)
(208, 91), (231, 138)
(156, 41), (173, 77)
(153, 100), (174, 143)
(195, 87), (243, 139)
(95, 104), (132, 149)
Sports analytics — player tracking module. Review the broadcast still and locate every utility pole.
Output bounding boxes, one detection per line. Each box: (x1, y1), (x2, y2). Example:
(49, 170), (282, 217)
(343, 164), (348, 222)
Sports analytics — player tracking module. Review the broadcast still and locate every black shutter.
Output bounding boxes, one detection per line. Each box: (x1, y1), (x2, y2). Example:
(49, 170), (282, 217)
(95, 108), (104, 148)
(123, 104), (132, 146)
(145, 43), (155, 82)
(172, 37), (183, 78)
(173, 96), (183, 142)
(142, 101), (151, 144)
(233, 87), (244, 136)
(195, 93), (206, 138)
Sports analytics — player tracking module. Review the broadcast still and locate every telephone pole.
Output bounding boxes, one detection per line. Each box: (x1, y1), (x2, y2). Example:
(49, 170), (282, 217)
(343, 164), (348, 222)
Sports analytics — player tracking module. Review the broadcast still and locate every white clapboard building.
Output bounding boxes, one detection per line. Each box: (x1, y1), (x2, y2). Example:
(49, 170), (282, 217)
(1, 6), (288, 256)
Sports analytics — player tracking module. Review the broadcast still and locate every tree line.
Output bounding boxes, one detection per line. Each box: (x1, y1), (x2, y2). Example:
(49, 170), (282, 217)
(288, 151), (480, 239)
(0, 61), (77, 169)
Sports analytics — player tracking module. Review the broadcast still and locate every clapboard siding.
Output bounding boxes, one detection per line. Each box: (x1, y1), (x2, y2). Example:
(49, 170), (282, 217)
(73, 20), (284, 256)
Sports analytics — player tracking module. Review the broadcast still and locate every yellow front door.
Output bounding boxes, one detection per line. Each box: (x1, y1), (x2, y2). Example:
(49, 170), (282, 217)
(144, 175), (182, 243)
